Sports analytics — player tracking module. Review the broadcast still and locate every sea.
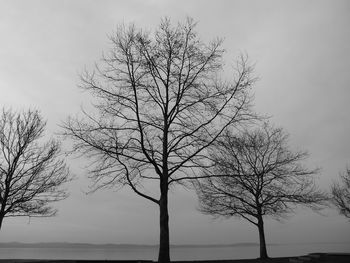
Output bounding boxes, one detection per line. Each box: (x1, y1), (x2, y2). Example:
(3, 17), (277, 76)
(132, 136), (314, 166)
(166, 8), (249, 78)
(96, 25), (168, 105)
(0, 243), (349, 261)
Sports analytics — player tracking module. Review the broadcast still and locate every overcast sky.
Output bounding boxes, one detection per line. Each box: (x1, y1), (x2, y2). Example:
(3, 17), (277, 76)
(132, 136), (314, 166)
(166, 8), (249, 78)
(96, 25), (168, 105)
(0, 0), (349, 247)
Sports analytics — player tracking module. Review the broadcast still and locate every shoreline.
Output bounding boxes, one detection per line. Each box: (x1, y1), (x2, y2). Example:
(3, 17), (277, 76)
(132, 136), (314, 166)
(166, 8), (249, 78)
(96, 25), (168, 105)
(0, 253), (350, 263)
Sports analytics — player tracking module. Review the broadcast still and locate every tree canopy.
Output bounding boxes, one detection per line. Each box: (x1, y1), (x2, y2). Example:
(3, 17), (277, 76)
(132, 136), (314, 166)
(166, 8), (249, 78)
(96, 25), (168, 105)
(0, 109), (70, 229)
(332, 168), (350, 219)
(63, 17), (256, 263)
(195, 123), (326, 259)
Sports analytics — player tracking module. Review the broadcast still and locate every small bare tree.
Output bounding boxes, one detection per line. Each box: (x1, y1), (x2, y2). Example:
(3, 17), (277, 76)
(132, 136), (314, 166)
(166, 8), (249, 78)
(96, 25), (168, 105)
(0, 108), (70, 230)
(195, 123), (326, 259)
(63, 17), (256, 263)
(332, 168), (350, 219)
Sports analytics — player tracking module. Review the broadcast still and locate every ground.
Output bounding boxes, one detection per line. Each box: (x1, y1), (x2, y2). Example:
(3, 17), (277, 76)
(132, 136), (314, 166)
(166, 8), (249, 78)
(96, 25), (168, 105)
(0, 253), (349, 263)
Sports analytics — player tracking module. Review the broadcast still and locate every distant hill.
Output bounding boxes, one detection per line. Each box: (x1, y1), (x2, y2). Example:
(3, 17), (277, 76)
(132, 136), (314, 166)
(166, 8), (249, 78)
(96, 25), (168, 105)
(0, 241), (346, 249)
(0, 242), (259, 248)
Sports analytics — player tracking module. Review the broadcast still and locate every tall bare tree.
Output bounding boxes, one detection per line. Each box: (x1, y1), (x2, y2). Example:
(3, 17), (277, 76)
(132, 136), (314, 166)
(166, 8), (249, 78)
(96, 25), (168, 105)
(63, 17), (256, 262)
(0, 109), (70, 230)
(332, 168), (350, 219)
(195, 123), (326, 259)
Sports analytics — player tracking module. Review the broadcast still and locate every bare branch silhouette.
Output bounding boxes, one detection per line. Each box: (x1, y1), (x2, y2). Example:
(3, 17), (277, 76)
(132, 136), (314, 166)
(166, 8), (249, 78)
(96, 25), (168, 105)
(0, 108), (70, 230)
(332, 168), (350, 219)
(195, 122), (326, 259)
(62, 17), (257, 263)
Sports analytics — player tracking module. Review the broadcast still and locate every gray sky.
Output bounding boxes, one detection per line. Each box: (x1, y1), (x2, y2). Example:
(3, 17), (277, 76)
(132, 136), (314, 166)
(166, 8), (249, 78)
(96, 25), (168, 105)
(0, 0), (349, 245)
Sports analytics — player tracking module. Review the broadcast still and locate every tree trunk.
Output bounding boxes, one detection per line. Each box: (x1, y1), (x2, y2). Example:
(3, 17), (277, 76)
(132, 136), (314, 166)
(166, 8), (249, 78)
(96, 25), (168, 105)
(0, 214), (4, 230)
(158, 185), (170, 263)
(257, 215), (269, 259)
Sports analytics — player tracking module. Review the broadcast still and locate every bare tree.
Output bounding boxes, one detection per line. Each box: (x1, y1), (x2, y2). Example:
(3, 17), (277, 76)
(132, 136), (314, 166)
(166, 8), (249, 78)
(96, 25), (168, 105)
(0, 109), (70, 230)
(62, 17), (256, 263)
(332, 168), (350, 219)
(195, 123), (326, 259)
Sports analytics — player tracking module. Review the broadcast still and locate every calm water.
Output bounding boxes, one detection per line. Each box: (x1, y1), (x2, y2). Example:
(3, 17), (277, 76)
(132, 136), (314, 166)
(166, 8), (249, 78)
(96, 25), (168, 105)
(0, 243), (349, 260)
